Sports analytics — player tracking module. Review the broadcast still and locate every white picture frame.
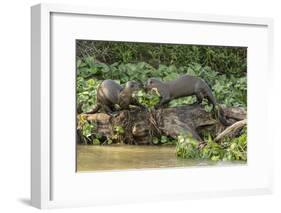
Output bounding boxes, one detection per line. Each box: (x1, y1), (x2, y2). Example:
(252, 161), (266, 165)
(31, 3), (274, 209)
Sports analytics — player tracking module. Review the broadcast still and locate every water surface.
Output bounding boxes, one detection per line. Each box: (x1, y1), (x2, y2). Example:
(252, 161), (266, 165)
(77, 144), (245, 172)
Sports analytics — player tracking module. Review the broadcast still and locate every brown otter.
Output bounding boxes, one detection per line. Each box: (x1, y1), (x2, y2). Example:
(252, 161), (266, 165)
(146, 75), (230, 126)
(86, 80), (142, 114)
(118, 81), (143, 110)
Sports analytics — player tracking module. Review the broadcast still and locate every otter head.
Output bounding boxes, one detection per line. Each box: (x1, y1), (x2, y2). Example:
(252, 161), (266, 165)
(124, 80), (143, 92)
(145, 78), (162, 91)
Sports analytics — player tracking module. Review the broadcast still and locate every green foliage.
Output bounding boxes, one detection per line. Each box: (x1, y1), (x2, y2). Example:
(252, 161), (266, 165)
(77, 114), (100, 144)
(133, 89), (160, 110)
(223, 128), (247, 161)
(77, 77), (101, 113)
(152, 136), (177, 145)
(176, 134), (200, 159)
(77, 60), (247, 113)
(175, 129), (247, 161)
(113, 125), (125, 135)
(77, 114), (124, 145)
(77, 41), (247, 76)
(112, 125), (125, 144)
(81, 121), (95, 139)
(201, 134), (225, 161)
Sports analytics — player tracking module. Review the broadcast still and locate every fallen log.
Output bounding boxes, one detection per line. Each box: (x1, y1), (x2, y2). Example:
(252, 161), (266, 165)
(223, 107), (246, 120)
(78, 105), (246, 145)
(214, 119), (247, 141)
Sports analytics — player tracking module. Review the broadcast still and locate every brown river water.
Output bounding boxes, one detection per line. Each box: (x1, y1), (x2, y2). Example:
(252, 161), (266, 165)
(76, 144), (245, 172)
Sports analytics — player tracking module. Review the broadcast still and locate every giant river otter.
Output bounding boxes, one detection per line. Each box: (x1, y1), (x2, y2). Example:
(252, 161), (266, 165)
(86, 80), (142, 114)
(146, 75), (230, 126)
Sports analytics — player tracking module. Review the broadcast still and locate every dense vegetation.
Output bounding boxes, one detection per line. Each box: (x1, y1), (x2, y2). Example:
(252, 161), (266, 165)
(77, 40), (247, 76)
(176, 129), (247, 161)
(76, 40), (247, 161)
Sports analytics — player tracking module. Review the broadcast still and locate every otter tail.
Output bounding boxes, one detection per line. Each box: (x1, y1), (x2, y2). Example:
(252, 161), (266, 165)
(204, 83), (231, 126)
(217, 105), (231, 126)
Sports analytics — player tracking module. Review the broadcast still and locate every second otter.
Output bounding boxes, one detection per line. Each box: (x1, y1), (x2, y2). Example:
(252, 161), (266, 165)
(146, 75), (230, 126)
(87, 80), (142, 114)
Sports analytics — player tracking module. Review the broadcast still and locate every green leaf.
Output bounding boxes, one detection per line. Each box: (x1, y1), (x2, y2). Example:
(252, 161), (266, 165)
(92, 139), (100, 145)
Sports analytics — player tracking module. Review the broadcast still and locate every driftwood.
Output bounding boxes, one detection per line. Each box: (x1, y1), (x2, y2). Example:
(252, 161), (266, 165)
(215, 119), (247, 141)
(79, 105), (246, 145)
(223, 107), (246, 120)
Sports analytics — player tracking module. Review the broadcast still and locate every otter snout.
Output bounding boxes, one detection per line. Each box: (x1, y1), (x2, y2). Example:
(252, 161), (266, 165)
(145, 78), (161, 92)
(144, 80), (153, 91)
